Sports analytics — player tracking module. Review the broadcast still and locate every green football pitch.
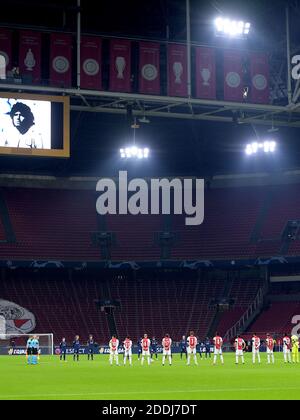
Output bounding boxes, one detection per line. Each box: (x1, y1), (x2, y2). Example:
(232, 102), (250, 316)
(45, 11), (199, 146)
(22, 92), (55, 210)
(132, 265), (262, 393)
(0, 353), (299, 400)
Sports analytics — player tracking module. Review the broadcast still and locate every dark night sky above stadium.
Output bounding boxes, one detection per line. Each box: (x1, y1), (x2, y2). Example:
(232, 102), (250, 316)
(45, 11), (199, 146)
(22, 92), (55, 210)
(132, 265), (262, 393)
(0, 0), (294, 41)
(0, 0), (300, 178)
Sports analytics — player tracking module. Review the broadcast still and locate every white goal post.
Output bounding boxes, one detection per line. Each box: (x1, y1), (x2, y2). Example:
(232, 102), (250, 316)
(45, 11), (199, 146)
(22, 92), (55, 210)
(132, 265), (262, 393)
(0, 333), (54, 356)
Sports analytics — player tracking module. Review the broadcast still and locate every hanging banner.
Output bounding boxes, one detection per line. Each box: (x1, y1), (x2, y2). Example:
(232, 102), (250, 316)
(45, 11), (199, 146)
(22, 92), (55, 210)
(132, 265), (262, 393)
(0, 29), (12, 72)
(167, 44), (187, 97)
(139, 42), (160, 95)
(80, 36), (102, 90)
(224, 50), (244, 102)
(109, 39), (131, 93)
(250, 52), (269, 104)
(168, 44), (188, 96)
(195, 46), (216, 99)
(19, 31), (42, 83)
(50, 33), (72, 87)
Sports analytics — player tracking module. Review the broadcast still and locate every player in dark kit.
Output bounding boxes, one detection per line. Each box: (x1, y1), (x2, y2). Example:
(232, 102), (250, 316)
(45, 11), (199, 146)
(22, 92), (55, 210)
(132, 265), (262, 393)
(73, 335), (80, 361)
(197, 339), (203, 359)
(180, 335), (187, 359)
(137, 337), (142, 359)
(150, 337), (158, 360)
(59, 337), (67, 361)
(205, 337), (211, 358)
(87, 334), (95, 361)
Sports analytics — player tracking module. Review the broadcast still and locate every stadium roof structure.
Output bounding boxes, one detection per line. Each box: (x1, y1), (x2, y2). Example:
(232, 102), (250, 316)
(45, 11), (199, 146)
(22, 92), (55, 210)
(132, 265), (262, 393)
(1, 0), (300, 128)
(1, 0), (300, 177)
(1, 81), (300, 128)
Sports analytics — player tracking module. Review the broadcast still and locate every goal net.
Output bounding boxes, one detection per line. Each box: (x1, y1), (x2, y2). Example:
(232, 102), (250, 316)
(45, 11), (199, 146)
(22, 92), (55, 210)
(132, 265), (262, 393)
(0, 333), (54, 356)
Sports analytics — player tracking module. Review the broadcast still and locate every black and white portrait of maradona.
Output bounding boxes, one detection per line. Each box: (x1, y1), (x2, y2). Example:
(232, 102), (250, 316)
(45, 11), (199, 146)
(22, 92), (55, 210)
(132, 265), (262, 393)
(0, 99), (51, 149)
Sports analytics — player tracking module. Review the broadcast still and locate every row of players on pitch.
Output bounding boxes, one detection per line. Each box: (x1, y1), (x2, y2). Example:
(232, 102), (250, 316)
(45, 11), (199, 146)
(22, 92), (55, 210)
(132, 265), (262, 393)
(59, 331), (300, 365)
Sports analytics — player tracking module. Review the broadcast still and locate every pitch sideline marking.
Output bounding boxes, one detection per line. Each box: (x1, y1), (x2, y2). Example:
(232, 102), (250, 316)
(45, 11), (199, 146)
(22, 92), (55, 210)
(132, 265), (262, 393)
(1, 386), (300, 399)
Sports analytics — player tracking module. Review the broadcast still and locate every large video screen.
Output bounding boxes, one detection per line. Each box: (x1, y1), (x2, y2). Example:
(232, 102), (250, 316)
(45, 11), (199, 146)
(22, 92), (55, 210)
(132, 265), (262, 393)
(0, 93), (69, 157)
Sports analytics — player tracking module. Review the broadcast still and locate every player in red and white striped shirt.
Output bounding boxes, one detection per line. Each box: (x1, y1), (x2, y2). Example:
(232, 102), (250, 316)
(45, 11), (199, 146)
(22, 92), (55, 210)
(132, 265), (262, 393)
(213, 333), (224, 365)
(234, 335), (246, 364)
(123, 336), (133, 366)
(252, 333), (261, 364)
(109, 335), (119, 366)
(141, 334), (151, 365)
(162, 334), (172, 366)
(283, 333), (291, 363)
(266, 333), (275, 364)
(187, 331), (198, 365)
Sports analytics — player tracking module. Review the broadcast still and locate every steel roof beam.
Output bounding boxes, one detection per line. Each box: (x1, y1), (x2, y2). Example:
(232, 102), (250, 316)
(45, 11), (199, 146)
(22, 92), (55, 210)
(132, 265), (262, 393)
(70, 105), (300, 127)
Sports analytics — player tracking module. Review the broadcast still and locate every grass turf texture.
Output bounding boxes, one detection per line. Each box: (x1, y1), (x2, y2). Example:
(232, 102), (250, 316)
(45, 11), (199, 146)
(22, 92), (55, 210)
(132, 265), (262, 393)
(0, 353), (299, 400)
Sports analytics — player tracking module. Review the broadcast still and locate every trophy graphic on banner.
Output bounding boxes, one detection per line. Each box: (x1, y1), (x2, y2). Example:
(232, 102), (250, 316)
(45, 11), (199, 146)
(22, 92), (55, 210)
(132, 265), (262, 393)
(116, 56), (126, 79)
(173, 62), (183, 84)
(24, 49), (36, 71)
(201, 68), (211, 86)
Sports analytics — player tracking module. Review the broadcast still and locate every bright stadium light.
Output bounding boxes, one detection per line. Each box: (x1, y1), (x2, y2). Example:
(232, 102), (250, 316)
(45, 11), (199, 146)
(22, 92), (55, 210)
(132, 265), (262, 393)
(120, 146), (150, 159)
(215, 17), (224, 32)
(245, 141), (277, 156)
(245, 144), (253, 155)
(269, 141), (276, 152)
(120, 117), (150, 159)
(244, 22), (251, 35)
(125, 148), (132, 158)
(131, 146), (138, 156)
(214, 17), (251, 37)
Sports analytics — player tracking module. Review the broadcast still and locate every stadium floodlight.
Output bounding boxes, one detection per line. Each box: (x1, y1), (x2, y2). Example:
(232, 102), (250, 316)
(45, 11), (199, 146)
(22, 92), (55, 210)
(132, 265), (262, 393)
(120, 146), (150, 159)
(120, 116), (150, 159)
(214, 17), (251, 37)
(245, 141), (276, 156)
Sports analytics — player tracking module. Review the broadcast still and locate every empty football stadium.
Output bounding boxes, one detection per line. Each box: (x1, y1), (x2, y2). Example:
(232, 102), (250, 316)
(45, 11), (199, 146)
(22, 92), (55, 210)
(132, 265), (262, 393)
(0, 0), (300, 402)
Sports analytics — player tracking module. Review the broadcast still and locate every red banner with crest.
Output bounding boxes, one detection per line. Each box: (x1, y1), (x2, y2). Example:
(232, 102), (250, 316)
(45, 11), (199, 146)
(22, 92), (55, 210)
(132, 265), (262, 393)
(224, 50), (244, 102)
(139, 42), (160, 95)
(81, 36), (102, 90)
(50, 33), (72, 87)
(250, 52), (269, 104)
